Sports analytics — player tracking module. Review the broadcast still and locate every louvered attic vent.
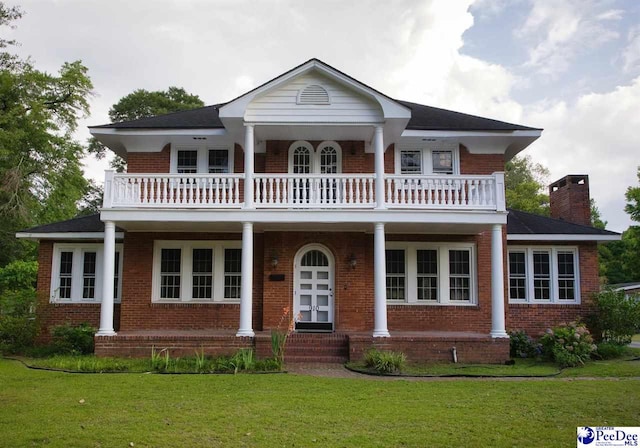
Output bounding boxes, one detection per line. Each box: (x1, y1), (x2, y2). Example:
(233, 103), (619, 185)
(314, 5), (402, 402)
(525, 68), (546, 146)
(297, 84), (330, 105)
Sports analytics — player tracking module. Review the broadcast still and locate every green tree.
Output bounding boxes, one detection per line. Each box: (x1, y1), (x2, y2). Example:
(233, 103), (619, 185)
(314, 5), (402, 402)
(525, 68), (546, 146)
(0, 4), (94, 266)
(625, 167), (640, 222)
(88, 87), (205, 171)
(505, 155), (550, 215)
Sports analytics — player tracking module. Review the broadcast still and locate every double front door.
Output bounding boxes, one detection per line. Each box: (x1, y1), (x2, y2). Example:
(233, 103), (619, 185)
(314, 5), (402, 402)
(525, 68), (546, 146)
(294, 247), (334, 331)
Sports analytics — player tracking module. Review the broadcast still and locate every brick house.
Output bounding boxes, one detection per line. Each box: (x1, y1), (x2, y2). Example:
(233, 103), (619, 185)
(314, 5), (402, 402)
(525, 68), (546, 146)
(17, 59), (620, 363)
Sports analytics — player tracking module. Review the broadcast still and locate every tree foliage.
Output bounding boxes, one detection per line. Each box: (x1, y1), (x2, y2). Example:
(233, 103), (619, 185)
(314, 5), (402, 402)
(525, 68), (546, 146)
(88, 87), (205, 171)
(505, 155), (550, 215)
(0, 4), (94, 266)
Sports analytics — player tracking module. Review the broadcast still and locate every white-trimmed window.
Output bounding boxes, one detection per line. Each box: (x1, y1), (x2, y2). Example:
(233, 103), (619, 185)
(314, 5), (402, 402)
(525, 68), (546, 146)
(152, 241), (242, 302)
(287, 140), (342, 174)
(508, 247), (580, 304)
(385, 242), (476, 305)
(171, 146), (233, 174)
(51, 243), (123, 303)
(396, 143), (459, 175)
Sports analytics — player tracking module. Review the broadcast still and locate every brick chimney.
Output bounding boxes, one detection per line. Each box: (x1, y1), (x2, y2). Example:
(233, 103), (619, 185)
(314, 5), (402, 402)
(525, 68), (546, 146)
(549, 175), (591, 226)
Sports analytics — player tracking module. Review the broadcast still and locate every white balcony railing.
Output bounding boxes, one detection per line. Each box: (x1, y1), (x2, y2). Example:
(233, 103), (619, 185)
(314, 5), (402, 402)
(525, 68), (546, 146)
(104, 173), (243, 208)
(103, 172), (505, 211)
(254, 174), (376, 208)
(385, 175), (502, 210)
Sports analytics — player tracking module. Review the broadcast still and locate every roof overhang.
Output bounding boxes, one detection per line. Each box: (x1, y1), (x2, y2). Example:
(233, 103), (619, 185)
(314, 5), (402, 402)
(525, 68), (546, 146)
(15, 232), (125, 241)
(401, 130), (542, 160)
(507, 234), (620, 242)
(88, 128), (228, 159)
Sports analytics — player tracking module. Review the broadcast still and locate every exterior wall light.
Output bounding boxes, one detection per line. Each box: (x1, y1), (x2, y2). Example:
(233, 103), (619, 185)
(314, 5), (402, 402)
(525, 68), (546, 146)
(349, 254), (357, 269)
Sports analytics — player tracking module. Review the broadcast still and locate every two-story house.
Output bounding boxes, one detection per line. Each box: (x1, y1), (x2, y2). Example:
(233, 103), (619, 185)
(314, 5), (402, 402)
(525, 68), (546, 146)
(18, 59), (619, 363)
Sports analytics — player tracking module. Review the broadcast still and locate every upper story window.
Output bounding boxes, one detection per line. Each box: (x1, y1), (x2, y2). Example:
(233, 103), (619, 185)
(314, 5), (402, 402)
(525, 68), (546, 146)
(396, 143), (459, 175)
(288, 141), (342, 174)
(172, 146), (233, 174)
(51, 243), (123, 303)
(508, 246), (580, 304)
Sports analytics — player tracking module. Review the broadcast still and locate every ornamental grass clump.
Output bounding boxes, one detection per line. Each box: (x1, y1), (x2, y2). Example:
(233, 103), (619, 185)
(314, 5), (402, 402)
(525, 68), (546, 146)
(270, 307), (300, 368)
(540, 322), (596, 368)
(363, 348), (406, 374)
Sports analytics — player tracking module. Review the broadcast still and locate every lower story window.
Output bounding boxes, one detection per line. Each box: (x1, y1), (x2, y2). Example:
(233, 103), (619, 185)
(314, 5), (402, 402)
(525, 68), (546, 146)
(385, 243), (476, 305)
(51, 244), (123, 303)
(508, 247), (580, 304)
(153, 241), (241, 302)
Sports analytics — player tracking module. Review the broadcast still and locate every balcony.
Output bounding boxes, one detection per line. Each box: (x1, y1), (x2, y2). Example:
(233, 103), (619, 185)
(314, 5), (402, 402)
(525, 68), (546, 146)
(103, 172), (505, 212)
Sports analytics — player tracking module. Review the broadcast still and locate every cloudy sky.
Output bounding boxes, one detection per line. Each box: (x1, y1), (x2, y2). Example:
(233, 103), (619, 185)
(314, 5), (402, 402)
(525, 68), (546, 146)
(6, 0), (639, 231)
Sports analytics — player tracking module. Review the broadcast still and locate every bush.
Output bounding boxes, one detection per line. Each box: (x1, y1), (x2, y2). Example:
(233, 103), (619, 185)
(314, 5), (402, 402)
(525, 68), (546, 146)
(589, 288), (640, 344)
(509, 330), (541, 358)
(363, 349), (406, 374)
(540, 322), (596, 367)
(0, 288), (37, 354)
(595, 341), (631, 360)
(51, 323), (96, 355)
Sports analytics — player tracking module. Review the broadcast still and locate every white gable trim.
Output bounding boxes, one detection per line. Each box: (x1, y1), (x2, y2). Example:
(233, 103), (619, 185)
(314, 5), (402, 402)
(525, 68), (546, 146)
(16, 232), (125, 241)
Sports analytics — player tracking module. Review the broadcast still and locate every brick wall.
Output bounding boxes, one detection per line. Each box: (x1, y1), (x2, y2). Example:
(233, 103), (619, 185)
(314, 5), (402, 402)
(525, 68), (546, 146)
(127, 144), (171, 173)
(459, 145), (504, 175)
(506, 242), (599, 337)
(35, 241), (121, 342)
(120, 231), (264, 331)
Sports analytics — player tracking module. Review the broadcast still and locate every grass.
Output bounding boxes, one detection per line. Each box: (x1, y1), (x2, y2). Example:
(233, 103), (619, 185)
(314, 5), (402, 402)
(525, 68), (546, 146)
(1, 358), (639, 447)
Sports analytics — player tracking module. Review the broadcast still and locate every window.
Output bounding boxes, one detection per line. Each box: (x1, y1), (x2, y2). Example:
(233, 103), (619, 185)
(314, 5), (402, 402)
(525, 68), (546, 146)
(172, 146), (233, 174)
(208, 150), (229, 173)
(417, 250), (438, 301)
(287, 141), (342, 174)
(51, 244), (123, 303)
(507, 247), (580, 304)
(152, 241), (242, 302)
(386, 250), (406, 301)
(385, 243), (476, 305)
(395, 143), (459, 175)
(177, 150), (198, 173)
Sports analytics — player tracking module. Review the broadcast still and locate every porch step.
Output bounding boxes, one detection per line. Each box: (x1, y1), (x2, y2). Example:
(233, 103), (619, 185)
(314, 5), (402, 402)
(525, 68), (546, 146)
(284, 333), (349, 363)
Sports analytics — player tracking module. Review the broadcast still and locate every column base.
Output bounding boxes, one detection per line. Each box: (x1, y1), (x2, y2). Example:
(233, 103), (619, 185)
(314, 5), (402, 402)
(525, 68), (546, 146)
(372, 329), (390, 338)
(490, 330), (509, 338)
(236, 329), (255, 338)
(95, 330), (117, 337)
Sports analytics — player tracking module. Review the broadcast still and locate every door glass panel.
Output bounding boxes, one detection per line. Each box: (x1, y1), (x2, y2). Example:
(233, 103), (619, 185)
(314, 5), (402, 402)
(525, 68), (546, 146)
(301, 250), (329, 266)
(317, 284), (328, 290)
(300, 295), (311, 306)
(317, 271), (329, 280)
(317, 295), (328, 306)
(300, 310), (311, 321)
(317, 311), (328, 322)
(300, 271), (312, 279)
(300, 284), (312, 290)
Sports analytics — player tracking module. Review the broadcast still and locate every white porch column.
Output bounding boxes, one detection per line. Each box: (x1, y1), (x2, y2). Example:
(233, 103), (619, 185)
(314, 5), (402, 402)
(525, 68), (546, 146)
(373, 125), (386, 210)
(237, 222), (255, 337)
(244, 124), (255, 209)
(373, 222), (390, 337)
(490, 224), (508, 338)
(97, 221), (116, 336)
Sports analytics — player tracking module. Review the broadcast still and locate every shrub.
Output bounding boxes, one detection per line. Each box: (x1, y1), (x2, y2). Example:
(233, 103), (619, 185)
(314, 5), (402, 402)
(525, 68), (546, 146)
(540, 322), (596, 367)
(51, 323), (96, 355)
(595, 341), (631, 360)
(509, 330), (541, 358)
(230, 348), (255, 373)
(589, 288), (640, 344)
(363, 349), (406, 374)
(0, 288), (37, 354)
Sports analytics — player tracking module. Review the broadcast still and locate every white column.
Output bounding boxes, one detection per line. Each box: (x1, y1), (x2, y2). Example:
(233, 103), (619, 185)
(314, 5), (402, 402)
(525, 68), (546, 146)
(97, 221), (116, 336)
(244, 124), (255, 209)
(374, 125), (386, 210)
(490, 224), (508, 338)
(373, 222), (390, 337)
(237, 222), (255, 337)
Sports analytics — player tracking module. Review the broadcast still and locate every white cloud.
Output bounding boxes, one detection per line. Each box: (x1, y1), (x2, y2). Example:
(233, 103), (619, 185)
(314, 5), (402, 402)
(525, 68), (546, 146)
(517, 0), (621, 77)
(622, 26), (640, 74)
(523, 77), (640, 231)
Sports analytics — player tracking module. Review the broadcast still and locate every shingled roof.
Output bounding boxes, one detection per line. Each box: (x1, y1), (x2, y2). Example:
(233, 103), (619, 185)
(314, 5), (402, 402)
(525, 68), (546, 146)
(506, 208), (619, 238)
(17, 210), (619, 241)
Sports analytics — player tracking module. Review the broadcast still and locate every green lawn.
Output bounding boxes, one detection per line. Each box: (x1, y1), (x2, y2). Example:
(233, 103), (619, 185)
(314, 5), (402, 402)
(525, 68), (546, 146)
(1, 359), (639, 447)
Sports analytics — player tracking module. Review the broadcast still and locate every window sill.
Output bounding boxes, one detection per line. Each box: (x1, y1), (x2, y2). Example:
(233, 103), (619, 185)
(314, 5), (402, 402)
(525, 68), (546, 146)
(150, 300), (240, 307)
(50, 301), (119, 306)
(509, 301), (581, 306)
(387, 301), (478, 307)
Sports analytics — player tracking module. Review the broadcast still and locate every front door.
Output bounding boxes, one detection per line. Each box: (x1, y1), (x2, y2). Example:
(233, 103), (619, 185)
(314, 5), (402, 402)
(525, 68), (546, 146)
(294, 246), (334, 331)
